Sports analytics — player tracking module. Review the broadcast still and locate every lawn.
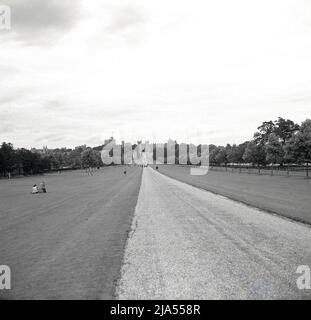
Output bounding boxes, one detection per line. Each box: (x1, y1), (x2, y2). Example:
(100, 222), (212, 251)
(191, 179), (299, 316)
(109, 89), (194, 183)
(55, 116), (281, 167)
(0, 166), (142, 299)
(156, 165), (311, 225)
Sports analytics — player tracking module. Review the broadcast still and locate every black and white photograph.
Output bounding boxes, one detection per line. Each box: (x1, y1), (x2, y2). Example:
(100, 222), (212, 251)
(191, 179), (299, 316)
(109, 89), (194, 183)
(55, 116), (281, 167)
(1, 0), (311, 307)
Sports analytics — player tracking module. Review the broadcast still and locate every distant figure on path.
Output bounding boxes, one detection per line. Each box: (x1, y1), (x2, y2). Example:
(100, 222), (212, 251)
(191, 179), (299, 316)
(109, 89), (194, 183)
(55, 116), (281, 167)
(31, 185), (39, 194)
(39, 181), (47, 193)
(124, 168), (127, 175)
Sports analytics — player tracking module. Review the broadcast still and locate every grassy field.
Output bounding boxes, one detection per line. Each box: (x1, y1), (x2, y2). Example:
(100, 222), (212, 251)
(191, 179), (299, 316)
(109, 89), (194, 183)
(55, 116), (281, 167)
(156, 165), (311, 225)
(0, 166), (142, 300)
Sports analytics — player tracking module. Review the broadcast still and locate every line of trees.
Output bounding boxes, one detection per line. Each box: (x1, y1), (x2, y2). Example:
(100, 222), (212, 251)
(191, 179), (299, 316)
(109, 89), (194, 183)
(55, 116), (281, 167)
(209, 117), (311, 166)
(0, 143), (103, 177)
(1, 117), (310, 177)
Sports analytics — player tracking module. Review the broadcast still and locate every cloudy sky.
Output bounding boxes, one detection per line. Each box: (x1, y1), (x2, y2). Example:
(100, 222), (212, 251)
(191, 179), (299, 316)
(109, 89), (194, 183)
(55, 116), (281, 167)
(1, 0), (311, 148)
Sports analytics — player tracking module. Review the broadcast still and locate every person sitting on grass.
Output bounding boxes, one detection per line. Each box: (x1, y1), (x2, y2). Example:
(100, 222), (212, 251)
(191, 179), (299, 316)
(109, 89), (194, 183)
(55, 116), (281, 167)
(39, 181), (47, 193)
(31, 184), (39, 194)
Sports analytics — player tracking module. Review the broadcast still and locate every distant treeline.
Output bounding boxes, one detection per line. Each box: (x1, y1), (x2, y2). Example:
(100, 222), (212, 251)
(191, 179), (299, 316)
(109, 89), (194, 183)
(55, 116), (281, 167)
(0, 117), (310, 177)
(209, 117), (311, 166)
(0, 144), (103, 177)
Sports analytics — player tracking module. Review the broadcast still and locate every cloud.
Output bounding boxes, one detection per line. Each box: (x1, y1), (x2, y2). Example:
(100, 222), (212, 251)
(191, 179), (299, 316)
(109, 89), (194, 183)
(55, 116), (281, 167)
(0, 123), (14, 134)
(98, 3), (146, 46)
(0, 87), (27, 104)
(106, 4), (145, 33)
(1, 0), (311, 148)
(44, 99), (65, 111)
(0, 64), (20, 83)
(5, 0), (81, 44)
(0, 64), (18, 73)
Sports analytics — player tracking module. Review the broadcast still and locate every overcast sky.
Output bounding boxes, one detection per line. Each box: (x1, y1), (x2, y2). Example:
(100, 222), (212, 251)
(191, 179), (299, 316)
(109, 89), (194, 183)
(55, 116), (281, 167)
(1, 0), (311, 148)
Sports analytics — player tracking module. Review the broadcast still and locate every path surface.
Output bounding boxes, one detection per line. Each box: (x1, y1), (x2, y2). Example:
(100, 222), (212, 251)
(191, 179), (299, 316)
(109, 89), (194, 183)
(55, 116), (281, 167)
(117, 167), (311, 300)
(0, 167), (142, 300)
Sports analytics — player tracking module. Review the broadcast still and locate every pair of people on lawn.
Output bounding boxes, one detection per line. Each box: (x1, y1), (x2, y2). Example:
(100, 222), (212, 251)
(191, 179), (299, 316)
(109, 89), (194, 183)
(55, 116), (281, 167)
(32, 181), (47, 194)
